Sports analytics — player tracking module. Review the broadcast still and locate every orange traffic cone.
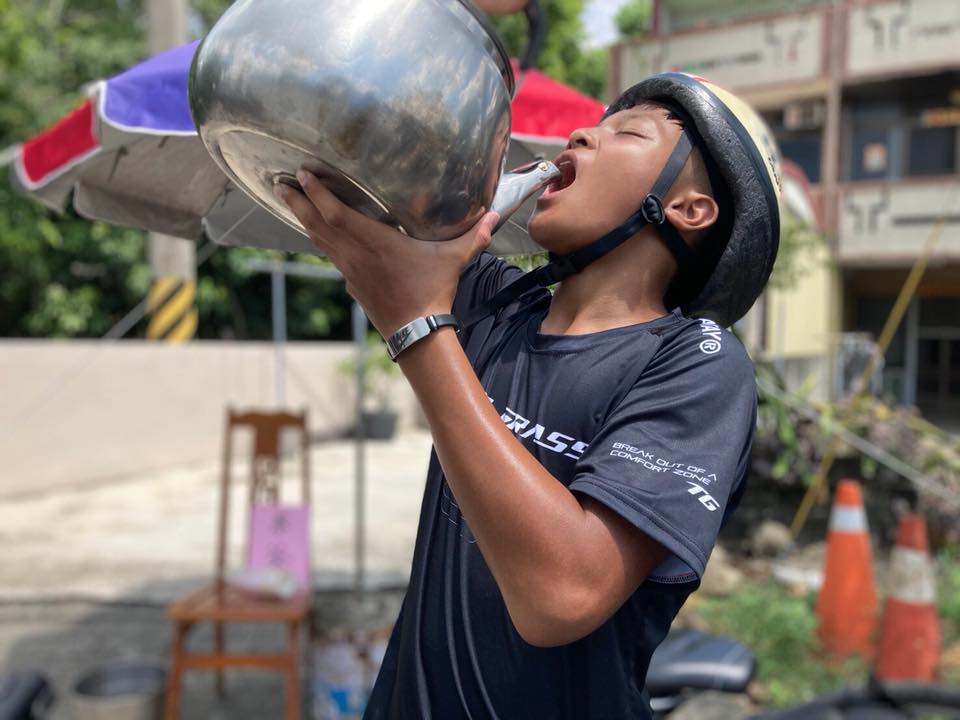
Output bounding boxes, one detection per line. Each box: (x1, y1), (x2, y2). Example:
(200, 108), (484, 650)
(874, 512), (941, 681)
(815, 479), (878, 658)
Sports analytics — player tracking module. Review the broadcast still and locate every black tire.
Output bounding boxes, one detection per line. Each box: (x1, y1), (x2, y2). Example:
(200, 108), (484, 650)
(747, 681), (960, 720)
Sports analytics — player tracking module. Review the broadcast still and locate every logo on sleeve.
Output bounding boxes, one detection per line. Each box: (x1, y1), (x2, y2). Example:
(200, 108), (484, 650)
(686, 481), (719, 512)
(698, 319), (723, 355)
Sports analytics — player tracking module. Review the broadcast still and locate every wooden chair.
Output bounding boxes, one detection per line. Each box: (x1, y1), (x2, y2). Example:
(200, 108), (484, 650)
(164, 409), (312, 720)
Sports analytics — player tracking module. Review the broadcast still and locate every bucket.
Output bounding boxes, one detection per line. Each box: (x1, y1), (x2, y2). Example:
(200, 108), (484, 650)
(72, 663), (166, 720)
(312, 636), (367, 720)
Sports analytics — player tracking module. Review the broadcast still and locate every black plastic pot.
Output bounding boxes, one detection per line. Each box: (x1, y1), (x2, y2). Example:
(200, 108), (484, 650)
(72, 663), (166, 720)
(361, 411), (398, 440)
(0, 671), (53, 720)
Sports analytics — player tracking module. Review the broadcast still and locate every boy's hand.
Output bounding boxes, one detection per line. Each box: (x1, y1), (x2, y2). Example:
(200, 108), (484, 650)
(275, 169), (499, 338)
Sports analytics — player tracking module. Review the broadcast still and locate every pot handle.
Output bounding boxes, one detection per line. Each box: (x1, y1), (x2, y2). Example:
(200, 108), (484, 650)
(519, 0), (546, 71)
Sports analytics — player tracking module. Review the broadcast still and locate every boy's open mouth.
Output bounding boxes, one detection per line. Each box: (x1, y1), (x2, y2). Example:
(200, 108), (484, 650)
(540, 157), (576, 199)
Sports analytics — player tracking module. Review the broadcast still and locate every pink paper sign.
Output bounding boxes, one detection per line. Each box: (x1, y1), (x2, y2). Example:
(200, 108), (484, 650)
(247, 504), (311, 590)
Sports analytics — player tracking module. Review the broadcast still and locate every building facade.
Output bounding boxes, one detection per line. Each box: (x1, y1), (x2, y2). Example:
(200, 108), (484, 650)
(610, 0), (960, 424)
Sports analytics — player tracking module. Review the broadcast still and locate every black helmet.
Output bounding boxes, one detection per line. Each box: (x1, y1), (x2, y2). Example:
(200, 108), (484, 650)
(603, 72), (782, 328)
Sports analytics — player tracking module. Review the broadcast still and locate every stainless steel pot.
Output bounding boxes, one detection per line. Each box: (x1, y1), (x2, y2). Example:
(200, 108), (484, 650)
(190, 0), (558, 244)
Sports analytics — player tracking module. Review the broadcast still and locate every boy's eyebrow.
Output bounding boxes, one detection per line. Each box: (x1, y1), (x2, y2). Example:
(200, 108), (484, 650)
(601, 108), (661, 133)
(606, 107), (649, 121)
(602, 106), (662, 125)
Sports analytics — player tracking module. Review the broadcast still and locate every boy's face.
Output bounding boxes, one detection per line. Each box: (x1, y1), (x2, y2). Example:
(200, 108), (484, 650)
(527, 105), (684, 255)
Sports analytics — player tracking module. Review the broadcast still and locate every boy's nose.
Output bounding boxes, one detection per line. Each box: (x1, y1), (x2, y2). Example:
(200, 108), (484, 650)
(566, 127), (596, 150)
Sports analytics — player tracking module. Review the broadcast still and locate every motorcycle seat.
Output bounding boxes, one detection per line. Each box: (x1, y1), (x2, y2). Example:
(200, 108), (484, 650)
(0, 671), (53, 720)
(645, 628), (756, 696)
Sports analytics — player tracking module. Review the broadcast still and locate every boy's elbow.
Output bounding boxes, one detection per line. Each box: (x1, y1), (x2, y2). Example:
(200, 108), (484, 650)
(508, 582), (608, 648)
(514, 619), (589, 648)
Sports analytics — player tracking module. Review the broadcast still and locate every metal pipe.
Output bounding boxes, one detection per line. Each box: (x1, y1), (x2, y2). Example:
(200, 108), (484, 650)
(243, 258), (342, 280)
(271, 258), (287, 407)
(352, 302), (368, 593)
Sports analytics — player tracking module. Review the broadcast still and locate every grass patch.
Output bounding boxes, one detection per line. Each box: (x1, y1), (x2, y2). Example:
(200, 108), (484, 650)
(937, 544), (960, 687)
(697, 581), (868, 708)
(696, 547), (960, 708)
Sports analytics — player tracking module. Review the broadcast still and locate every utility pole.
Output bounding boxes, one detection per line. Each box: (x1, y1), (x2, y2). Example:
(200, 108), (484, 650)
(145, 0), (196, 342)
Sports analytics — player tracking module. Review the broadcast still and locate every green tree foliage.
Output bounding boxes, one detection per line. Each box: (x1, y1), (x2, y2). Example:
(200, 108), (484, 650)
(0, 0), (351, 339)
(491, 0), (607, 100)
(1, 0), (150, 338)
(614, 0), (651, 40)
(195, 248), (348, 340)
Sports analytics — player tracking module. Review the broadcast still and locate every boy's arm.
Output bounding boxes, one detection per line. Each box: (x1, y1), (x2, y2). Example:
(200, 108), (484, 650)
(277, 172), (666, 647)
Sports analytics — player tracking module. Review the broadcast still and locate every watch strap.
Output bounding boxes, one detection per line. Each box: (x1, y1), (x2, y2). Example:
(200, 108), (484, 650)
(386, 313), (459, 361)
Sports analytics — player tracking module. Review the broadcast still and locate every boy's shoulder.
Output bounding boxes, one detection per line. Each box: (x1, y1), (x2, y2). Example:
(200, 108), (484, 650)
(651, 314), (755, 385)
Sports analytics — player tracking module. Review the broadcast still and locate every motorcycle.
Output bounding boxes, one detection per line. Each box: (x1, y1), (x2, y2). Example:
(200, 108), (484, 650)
(647, 630), (960, 719)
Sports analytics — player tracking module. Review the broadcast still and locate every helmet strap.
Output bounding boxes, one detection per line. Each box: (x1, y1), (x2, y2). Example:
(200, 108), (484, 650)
(460, 130), (695, 329)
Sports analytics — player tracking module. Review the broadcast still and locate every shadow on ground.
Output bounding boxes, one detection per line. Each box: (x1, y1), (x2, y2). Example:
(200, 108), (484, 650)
(0, 578), (404, 719)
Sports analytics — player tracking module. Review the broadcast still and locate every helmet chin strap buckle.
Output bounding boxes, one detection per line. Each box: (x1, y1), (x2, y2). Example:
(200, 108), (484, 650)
(641, 194), (666, 225)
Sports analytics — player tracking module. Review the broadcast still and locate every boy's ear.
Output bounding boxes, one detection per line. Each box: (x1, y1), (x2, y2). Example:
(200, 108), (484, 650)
(664, 190), (719, 245)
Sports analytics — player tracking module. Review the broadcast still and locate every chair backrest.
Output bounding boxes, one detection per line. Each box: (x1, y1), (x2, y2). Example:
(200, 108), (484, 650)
(216, 409), (311, 584)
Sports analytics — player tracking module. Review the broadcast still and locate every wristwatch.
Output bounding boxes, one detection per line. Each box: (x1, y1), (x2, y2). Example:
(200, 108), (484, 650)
(385, 313), (460, 361)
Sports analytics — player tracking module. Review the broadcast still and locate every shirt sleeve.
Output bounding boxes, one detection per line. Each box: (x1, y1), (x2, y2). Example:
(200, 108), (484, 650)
(569, 327), (757, 585)
(451, 252), (535, 353)
(452, 252), (525, 314)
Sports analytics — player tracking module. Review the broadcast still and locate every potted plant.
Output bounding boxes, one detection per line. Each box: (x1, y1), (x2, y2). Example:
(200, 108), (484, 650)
(338, 332), (402, 440)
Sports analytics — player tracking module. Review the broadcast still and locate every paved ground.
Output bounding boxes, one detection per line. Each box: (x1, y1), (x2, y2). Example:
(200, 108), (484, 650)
(0, 590), (404, 719)
(0, 431), (432, 718)
(0, 430), (434, 602)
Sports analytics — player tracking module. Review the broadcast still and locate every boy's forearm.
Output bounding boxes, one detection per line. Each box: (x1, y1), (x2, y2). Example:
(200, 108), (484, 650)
(396, 327), (619, 643)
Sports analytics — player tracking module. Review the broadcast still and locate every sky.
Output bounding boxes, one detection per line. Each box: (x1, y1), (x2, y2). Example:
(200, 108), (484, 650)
(581, 0), (630, 48)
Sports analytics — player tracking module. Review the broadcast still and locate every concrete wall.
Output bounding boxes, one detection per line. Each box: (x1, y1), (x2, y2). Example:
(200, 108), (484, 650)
(766, 242), (836, 358)
(840, 181), (960, 265)
(846, 0), (960, 78)
(0, 340), (420, 494)
(618, 9), (825, 93)
(763, 242), (838, 402)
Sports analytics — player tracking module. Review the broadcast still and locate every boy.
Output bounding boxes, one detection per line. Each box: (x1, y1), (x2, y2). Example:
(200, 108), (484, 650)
(276, 72), (781, 719)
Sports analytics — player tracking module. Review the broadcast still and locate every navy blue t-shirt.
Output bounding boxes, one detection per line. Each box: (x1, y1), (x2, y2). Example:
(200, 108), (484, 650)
(364, 253), (757, 720)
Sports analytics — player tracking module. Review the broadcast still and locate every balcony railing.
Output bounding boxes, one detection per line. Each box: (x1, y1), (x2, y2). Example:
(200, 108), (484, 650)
(845, 0), (960, 82)
(614, 8), (827, 95)
(614, 0), (960, 97)
(837, 177), (960, 265)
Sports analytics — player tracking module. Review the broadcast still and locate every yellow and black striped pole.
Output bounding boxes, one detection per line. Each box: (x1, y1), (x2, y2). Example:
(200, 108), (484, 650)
(146, 233), (196, 343)
(146, 275), (197, 342)
(144, 4), (192, 343)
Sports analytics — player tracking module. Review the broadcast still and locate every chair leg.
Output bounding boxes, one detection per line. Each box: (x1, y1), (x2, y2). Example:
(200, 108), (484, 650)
(213, 621), (226, 698)
(285, 621), (300, 720)
(164, 621), (187, 720)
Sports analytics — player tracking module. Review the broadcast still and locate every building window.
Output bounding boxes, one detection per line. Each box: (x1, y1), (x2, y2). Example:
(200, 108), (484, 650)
(779, 132), (822, 183)
(919, 298), (959, 328)
(845, 75), (960, 182)
(763, 109), (823, 184)
(855, 297), (907, 403)
(850, 128), (894, 181)
(907, 126), (956, 177)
